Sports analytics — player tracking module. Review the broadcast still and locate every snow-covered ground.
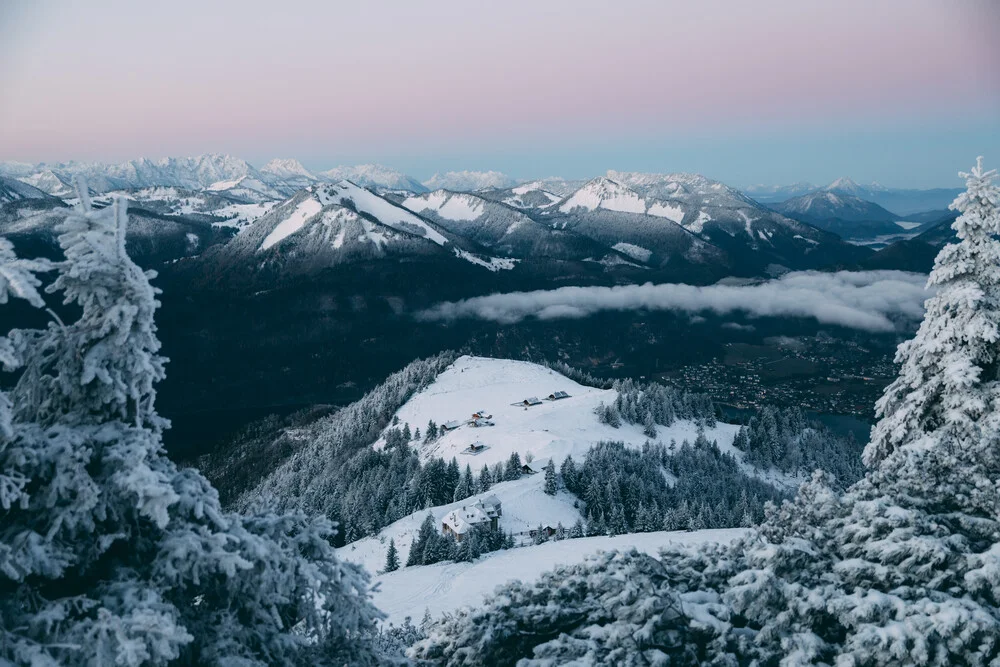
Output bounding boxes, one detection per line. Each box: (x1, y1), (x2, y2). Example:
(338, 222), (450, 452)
(340, 355), (799, 596)
(332, 356), (796, 625)
(361, 528), (746, 625)
(337, 472), (584, 576)
(377, 355), (742, 470)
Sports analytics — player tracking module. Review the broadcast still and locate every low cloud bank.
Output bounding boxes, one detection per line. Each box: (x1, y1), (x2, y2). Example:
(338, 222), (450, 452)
(417, 271), (931, 332)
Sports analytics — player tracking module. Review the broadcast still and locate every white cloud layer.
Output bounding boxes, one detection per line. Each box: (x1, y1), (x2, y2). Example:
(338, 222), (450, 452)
(418, 271), (931, 332)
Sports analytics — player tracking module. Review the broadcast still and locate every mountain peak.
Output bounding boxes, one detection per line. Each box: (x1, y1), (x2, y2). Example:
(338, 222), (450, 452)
(422, 170), (515, 192)
(260, 158), (316, 180)
(826, 176), (862, 192)
(319, 164), (426, 193)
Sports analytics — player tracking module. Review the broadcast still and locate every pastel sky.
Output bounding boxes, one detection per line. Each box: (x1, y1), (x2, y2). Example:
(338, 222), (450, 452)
(0, 0), (997, 187)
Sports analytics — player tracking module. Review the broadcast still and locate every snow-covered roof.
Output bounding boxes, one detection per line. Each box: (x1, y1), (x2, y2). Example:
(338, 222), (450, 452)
(442, 505), (491, 535)
(522, 397), (542, 405)
(481, 495), (501, 509)
(442, 420), (463, 430)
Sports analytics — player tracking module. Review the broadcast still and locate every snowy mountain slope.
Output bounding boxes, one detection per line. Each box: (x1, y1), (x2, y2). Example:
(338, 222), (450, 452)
(529, 177), (590, 197)
(209, 186), (515, 277)
(421, 170), (516, 192)
(742, 182), (816, 203)
(205, 175), (284, 203)
(606, 171), (832, 244)
(338, 473), (586, 576)
(1, 200), (221, 266)
(544, 205), (725, 269)
(772, 191), (903, 239)
(0, 161), (36, 178)
(374, 356), (743, 470)
(80, 186), (275, 229)
(6, 154), (265, 196)
(212, 189), (445, 273)
(15, 170), (77, 198)
(326, 181), (450, 246)
(258, 158), (318, 194)
(477, 181), (563, 210)
(749, 178), (964, 216)
(773, 191), (898, 223)
(398, 190), (615, 260)
(319, 164), (427, 193)
(0, 175), (55, 204)
(345, 528), (745, 625)
(558, 177), (649, 215)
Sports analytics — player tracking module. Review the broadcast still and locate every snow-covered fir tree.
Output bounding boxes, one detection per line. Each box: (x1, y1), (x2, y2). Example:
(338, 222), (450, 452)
(542, 459), (557, 495)
(384, 538), (400, 573)
(0, 192), (382, 666)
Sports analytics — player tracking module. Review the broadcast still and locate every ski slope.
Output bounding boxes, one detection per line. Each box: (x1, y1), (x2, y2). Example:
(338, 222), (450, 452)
(360, 528), (746, 625)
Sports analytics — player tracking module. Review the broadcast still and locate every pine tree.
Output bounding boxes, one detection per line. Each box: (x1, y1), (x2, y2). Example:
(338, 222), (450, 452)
(384, 538), (400, 573)
(0, 193), (381, 666)
(543, 458), (557, 495)
(478, 464), (492, 493)
(724, 160), (1000, 664)
(559, 455), (577, 490)
(869, 156), (1000, 466)
(504, 452), (522, 481)
(407, 513), (437, 567)
(453, 464), (474, 502)
(643, 411), (657, 439)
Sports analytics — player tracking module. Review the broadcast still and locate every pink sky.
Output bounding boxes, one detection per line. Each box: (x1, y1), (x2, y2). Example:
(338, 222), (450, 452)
(0, 0), (997, 184)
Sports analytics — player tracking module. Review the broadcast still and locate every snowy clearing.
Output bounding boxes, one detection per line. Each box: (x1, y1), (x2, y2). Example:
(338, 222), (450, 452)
(259, 197), (322, 250)
(363, 528), (746, 625)
(377, 356), (742, 470)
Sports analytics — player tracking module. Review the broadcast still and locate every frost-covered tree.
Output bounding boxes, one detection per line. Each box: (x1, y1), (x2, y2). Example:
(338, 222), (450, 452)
(0, 193), (381, 666)
(453, 463), (474, 502)
(542, 459), (557, 495)
(409, 550), (696, 666)
(724, 159), (1000, 664)
(869, 156), (1000, 465)
(477, 464), (492, 493)
(384, 538), (400, 573)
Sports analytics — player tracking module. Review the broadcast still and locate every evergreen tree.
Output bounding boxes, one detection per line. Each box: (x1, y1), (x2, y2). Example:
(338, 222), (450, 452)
(0, 194), (381, 666)
(384, 538), (399, 573)
(643, 411), (657, 439)
(559, 454), (577, 490)
(445, 457), (461, 496)
(543, 458), (557, 495)
(504, 452), (522, 481)
(453, 464), (474, 502)
(406, 513), (436, 567)
(477, 463), (492, 493)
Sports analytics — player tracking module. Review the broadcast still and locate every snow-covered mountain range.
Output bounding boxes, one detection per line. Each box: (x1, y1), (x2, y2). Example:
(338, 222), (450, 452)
(421, 170), (516, 192)
(749, 176), (963, 216)
(5, 153), (959, 278)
